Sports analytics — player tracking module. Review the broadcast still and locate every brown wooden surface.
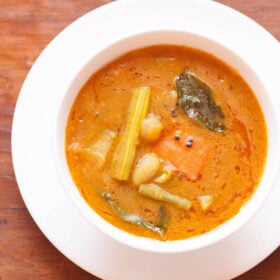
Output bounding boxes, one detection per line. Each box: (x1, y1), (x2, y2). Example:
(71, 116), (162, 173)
(0, 0), (279, 279)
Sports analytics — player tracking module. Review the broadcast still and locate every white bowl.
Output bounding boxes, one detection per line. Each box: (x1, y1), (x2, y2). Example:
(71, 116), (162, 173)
(54, 29), (280, 253)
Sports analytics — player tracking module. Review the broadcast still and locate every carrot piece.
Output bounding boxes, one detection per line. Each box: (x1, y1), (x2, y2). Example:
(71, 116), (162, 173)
(153, 132), (208, 181)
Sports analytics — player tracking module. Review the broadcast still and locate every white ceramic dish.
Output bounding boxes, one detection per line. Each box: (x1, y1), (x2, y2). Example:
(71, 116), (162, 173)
(12, 0), (280, 279)
(54, 29), (279, 253)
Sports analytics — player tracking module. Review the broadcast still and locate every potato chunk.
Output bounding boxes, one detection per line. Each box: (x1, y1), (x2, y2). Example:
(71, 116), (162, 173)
(132, 153), (161, 186)
(140, 113), (163, 143)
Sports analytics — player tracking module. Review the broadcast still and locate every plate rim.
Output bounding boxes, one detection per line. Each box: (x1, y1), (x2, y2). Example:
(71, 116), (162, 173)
(12, 0), (280, 279)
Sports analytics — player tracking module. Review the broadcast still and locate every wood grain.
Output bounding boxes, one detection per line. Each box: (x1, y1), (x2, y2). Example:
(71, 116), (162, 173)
(0, 0), (279, 279)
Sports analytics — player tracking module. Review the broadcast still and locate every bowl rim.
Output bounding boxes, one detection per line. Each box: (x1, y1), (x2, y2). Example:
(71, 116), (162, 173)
(53, 28), (280, 253)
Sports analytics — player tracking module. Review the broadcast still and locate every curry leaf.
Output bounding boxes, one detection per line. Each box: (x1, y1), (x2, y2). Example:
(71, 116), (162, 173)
(101, 192), (168, 237)
(176, 71), (225, 132)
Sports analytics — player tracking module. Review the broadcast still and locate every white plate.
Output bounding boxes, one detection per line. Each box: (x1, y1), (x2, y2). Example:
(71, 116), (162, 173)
(12, 0), (280, 279)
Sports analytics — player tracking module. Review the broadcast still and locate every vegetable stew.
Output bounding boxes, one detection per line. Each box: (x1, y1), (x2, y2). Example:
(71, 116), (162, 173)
(65, 45), (267, 241)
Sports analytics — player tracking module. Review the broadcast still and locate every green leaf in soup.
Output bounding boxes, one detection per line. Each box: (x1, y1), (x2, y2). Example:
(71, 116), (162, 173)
(175, 71), (225, 132)
(100, 192), (168, 238)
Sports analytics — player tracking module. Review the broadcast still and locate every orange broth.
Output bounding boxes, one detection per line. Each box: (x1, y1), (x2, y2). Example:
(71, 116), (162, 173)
(65, 45), (267, 241)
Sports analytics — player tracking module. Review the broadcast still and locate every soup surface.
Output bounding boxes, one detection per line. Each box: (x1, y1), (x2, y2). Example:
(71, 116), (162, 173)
(66, 45), (267, 241)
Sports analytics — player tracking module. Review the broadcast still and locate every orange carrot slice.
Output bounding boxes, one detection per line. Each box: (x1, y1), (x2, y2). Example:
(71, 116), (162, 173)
(153, 132), (208, 181)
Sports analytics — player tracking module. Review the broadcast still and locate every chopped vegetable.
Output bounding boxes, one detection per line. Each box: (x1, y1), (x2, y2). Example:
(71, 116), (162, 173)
(140, 113), (163, 143)
(66, 130), (116, 169)
(176, 71), (225, 132)
(154, 166), (174, 184)
(101, 192), (168, 237)
(139, 183), (192, 210)
(111, 87), (151, 181)
(85, 129), (116, 169)
(158, 205), (169, 233)
(197, 195), (213, 211)
(132, 153), (161, 186)
(153, 132), (208, 181)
